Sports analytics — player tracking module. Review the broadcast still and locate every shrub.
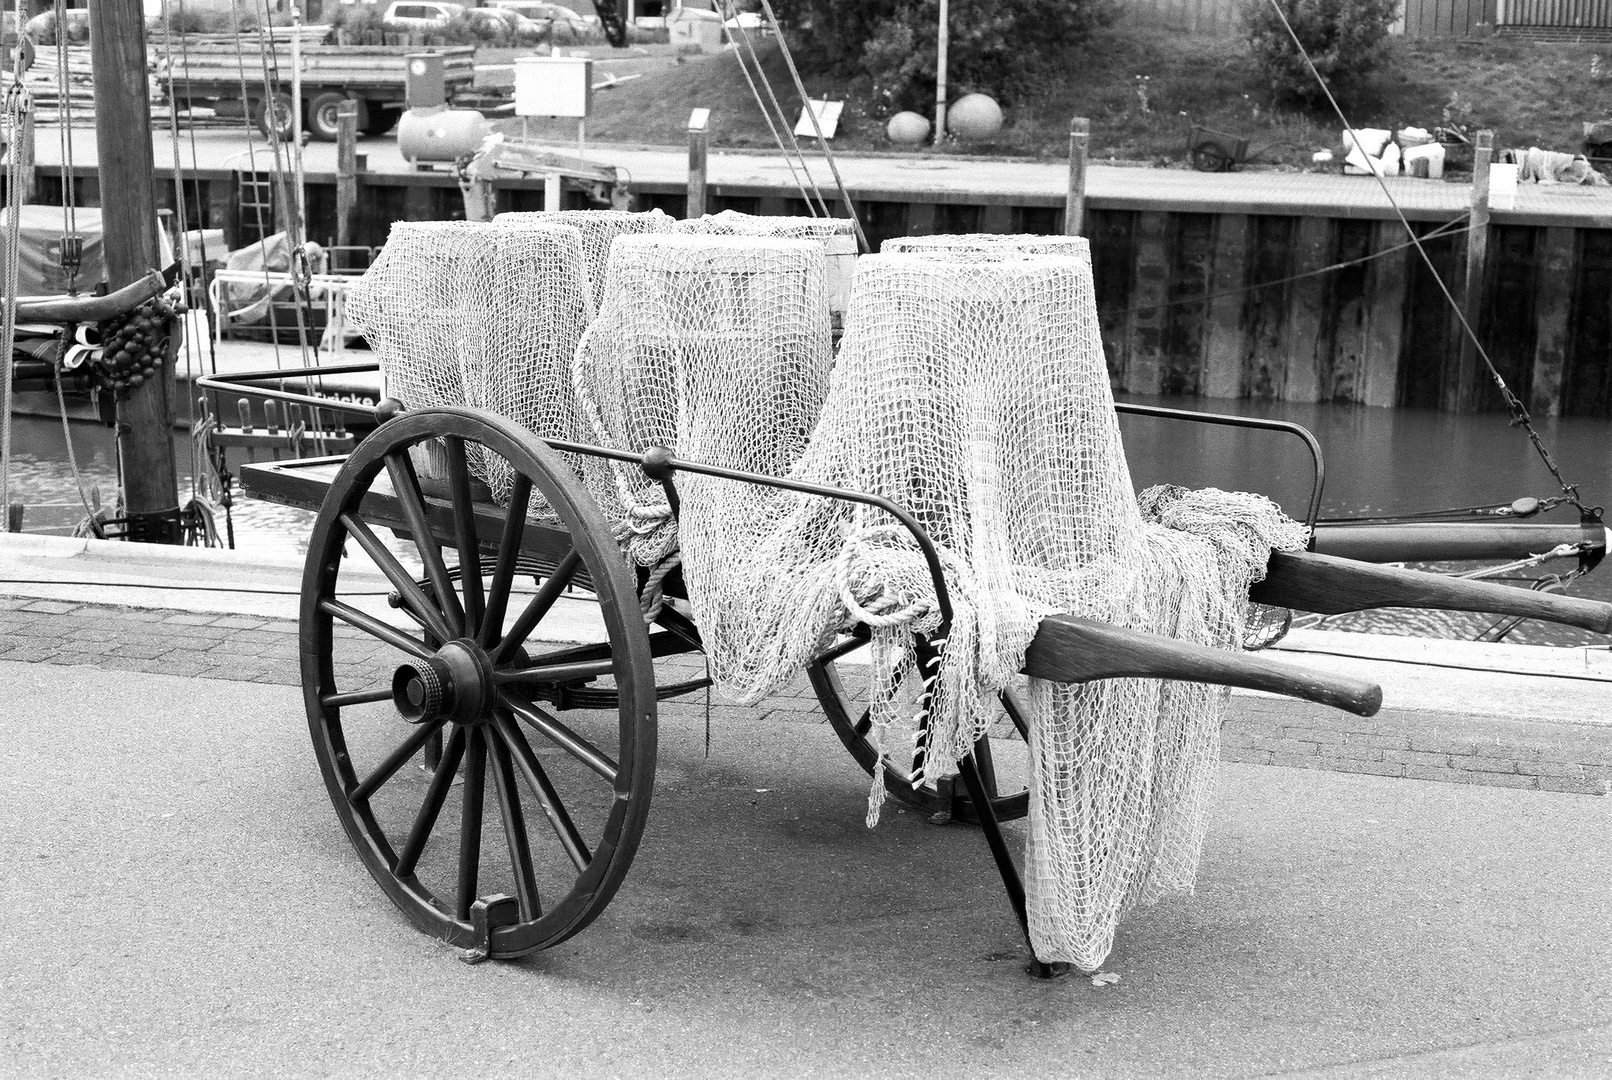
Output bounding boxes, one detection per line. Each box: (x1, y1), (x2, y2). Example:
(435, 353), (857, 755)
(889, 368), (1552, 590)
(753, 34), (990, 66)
(1244, 0), (1400, 103)
(776, 0), (1108, 116)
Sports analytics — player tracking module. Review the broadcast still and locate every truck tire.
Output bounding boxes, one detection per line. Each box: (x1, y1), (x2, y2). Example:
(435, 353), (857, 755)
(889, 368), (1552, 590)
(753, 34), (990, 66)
(255, 93), (295, 141)
(361, 104), (400, 137)
(307, 91), (359, 142)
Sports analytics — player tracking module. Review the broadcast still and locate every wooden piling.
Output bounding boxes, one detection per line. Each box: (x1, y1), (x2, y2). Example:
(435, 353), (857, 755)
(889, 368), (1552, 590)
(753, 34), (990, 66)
(1284, 215), (1330, 403)
(1201, 214), (1248, 399)
(1454, 129), (1494, 413)
(89, 0), (179, 542)
(1529, 226), (1577, 417)
(1360, 219), (1409, 408)
(335, 99), (358, 252)
(1065, 117), (1088, 237)
(686, 107), (710, 220)
(1125, 211), (1170, 396)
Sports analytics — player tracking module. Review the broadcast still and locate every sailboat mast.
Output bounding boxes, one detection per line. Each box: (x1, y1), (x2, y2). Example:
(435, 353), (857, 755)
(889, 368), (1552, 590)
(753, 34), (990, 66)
(88, 0), (179, 542)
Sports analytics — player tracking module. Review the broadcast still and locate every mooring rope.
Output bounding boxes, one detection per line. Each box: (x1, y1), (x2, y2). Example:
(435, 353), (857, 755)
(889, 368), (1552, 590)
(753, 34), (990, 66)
(1, 66), (30, 523)
(1264, 0), (1600, 524)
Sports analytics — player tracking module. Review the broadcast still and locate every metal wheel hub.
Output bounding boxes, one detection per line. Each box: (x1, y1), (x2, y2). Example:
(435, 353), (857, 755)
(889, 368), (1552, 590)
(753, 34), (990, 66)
(392, 638), (494, 725)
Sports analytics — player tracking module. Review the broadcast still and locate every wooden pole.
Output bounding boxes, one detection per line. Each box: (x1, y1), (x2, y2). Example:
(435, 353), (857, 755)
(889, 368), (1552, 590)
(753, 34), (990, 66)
(1455, 129), (1493, 413)
(1065, 116), (1088, 236)
(335, 99), (358, 254)
(89, 0), (179, 541)
(686, 107), (709, 219)
(933, 0), (948, 147)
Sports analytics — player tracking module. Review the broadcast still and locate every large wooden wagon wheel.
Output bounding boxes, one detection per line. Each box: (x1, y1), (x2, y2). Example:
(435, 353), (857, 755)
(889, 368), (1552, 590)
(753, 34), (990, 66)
(807, 636), (1032, 824)
(301, 406), (656, 960)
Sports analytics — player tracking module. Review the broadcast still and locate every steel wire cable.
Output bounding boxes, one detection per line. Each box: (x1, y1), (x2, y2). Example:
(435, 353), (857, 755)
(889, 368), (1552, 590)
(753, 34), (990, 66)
(713, 0), (819, 214)
(1262, 0), (1599, 523)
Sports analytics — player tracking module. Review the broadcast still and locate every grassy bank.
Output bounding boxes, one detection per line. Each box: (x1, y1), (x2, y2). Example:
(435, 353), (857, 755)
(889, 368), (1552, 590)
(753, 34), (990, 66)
(507, 27), (1612, 170)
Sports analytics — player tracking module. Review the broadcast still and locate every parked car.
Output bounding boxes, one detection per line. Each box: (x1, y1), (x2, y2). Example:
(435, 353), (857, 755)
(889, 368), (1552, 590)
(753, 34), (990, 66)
(483, 0), (595, 29)
(381, 1), (465, 30)
(461, 5), (545, 39)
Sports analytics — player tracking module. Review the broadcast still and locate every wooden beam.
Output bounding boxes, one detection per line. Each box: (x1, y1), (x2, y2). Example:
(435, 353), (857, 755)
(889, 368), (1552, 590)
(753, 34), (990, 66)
(1283, 215), (1329, 402)
(1360, 219), (1409, 407)
(90, 0), (179, 540)
(1125, 210), (1170, 395)
(1453, 129), (1494, 412)
(1201, 213), (1247, 399)
(1064, 117), (1088, 237)
(1528, 226), (1576, 417)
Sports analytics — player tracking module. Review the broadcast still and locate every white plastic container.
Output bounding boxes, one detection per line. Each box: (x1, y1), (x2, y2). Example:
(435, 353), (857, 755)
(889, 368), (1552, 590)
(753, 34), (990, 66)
(1403, 142), (1445, 179)
(1489, 162), (1520, 210)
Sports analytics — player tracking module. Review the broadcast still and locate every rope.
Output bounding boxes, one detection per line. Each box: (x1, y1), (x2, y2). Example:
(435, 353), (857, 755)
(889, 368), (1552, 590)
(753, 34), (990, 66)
(638, 550), (681, 622)
(228, 11), (284, 366)
(713, 0), (819, 214)
(719, 1), (831, 219)
(50, 331), (102, 535)
(1, 71), (30, 522)
(1263, 0), (1599, 524)
(753, 0), (870, 253)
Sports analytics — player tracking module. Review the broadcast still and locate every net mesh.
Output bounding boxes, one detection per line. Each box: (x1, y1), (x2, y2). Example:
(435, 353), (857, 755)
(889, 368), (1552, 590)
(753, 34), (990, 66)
(344, 218), (595, 504)
(882, 233), (1093, 257)
(675, 209), (855, 241)
(578, 237), (1306, 971)
(492, 208), (674, 307)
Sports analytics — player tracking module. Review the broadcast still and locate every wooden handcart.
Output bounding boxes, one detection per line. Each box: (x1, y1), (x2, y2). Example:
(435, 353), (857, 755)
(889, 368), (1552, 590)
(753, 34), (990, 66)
(202, 366), (1612, 974)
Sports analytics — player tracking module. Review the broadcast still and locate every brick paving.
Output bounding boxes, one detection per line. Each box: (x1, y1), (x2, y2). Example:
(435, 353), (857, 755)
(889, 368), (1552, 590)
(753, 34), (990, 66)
(4, 595), (1607, 795)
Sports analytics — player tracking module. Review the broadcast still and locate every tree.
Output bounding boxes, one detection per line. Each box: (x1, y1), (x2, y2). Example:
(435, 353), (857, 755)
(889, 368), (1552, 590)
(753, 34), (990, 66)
(777, 0), (1107, 116)
(1244, 0), (1400, 103)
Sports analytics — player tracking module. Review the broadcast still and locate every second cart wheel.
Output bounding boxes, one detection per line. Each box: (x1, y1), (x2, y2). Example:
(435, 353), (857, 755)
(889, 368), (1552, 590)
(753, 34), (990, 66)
(255, 92), (295, 141)
(308, 91), (355, 141)
(1191, 145), (1231, 173)
(301, 405), (657, 958)
(807, 636), (1031, 824)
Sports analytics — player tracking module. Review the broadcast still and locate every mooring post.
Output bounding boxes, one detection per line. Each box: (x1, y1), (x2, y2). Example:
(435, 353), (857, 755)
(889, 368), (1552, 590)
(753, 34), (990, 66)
(686, 107), (710, 220)
(1454, 129), (1494, 413)
(1065, 116), (1089, 237)
(89, 0), (179, 542)
(7, 502), (22, 533)
(336, 99), (358, 259)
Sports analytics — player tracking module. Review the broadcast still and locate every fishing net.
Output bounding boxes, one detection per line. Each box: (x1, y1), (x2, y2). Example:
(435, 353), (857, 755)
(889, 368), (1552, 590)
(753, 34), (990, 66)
(579, 236), (1306, 971)
(492, 208), (674, 307)
(674, 209), (855, 241)
(573, 234), (832, 568)
(882, 233), (1092, 257)
(345, 218), (594, 504)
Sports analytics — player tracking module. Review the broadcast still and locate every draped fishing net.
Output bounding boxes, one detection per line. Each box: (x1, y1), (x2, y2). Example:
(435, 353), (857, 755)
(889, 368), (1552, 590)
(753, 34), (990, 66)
(674, 209), (855, 241)
(344, 218), (594, 504)
(577, 234), (1306, 971)
(492, 208), (674, 307)
(882, 233), (1093, 257)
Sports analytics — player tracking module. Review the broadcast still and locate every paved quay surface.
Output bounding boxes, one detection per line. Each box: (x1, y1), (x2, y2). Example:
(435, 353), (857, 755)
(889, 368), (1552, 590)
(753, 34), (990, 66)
(33, 127), (1612, 226)
(4, 537), (1612, 1073)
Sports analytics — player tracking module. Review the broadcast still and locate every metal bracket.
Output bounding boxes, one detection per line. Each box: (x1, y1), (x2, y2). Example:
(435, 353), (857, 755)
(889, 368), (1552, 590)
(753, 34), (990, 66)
(460, 893), (519, 964)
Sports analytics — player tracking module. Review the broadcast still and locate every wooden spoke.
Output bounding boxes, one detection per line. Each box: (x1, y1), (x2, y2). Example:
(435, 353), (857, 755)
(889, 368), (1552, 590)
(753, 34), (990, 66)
(456, 727), (489, 921)
(1000, 688), (1031, 741)
(494, 713), (592, 872)
(493, 657), (617, 686)
(320, 686), (394, 709)
(385, 450), (466, 638)
(494, 550), (582, 665)
(500, 692), (618, 782)
(488, 730), (541, 921)
(337, 511), (455, 643)
(393, 725), (467, 880)
(321, 598), (432, 660)
(852, 708), (873, 739)
(478, 474), (533, 649)
(349, 718), (449, 806)
(973, 730), (1000, 799)
(444, 437), (486, 639)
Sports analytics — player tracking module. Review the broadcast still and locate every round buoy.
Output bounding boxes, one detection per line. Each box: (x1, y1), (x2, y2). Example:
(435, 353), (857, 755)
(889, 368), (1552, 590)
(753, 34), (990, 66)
(887, 111), (931, 145)
(947, 93), (1003, 140)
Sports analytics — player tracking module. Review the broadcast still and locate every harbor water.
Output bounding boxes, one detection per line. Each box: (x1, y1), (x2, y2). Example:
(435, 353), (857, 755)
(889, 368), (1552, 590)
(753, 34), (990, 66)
(7, 395), (1611, 645)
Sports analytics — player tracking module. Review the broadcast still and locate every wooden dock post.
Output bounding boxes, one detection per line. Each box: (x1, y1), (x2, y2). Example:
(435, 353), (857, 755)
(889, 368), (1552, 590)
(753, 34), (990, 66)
(89, 0), (179, 542)
(1454, 129), (1493, 413)
(335, 99), (358, 256)
(686, 107), (710, 219)
(1065, 117), (1088, 236)
(1529, 226), (1576, 417)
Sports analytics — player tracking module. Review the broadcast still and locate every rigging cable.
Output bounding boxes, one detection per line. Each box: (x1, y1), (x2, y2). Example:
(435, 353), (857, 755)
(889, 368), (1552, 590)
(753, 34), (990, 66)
(1263, 0), (1600, 524)
(251, 4), (316, 370)
(755, 0), (870, 252)
(228, 12), (286, 365)
(720, 0), (830, 218)
(713, 0), (820, 215)
(50, 0), (76, 293)
(0, 13), (25, 521)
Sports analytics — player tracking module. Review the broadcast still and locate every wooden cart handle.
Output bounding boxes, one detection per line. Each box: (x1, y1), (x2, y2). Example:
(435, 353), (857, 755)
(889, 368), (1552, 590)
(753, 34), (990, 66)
(1022, 613), (1383, 717)
(1252, 549), (1612, 634)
